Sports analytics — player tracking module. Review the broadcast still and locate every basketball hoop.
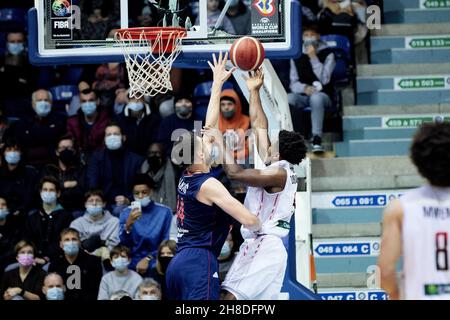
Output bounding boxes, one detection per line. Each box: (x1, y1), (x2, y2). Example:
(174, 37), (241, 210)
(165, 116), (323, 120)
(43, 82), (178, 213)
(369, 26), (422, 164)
(114, 27), (186, 99)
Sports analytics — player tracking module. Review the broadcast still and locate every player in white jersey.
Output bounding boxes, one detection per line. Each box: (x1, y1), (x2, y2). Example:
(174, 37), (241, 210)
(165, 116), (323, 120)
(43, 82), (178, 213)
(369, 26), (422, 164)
(378, 122), (450, 300)
(205, 69), (307, 300)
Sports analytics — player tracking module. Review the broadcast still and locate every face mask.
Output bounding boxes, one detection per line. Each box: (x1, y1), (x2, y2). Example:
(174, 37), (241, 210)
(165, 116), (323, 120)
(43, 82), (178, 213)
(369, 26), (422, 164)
(0, 208), (9, 220)
(5, 151), (21, 165)
(105, 135), (122, 150)
(127, 102), (144, 112)
(229, 0), (240, 6)
(59, 149), (77, 166)
(148, 155), (163, 171)
(219, 241), (231, 259)
(303, 37), (318, 48)
(141, 294), (160, 300)
(209, 145), (220, 164)
(35, 101), (52, 117)
(86, 205), (103, 216)
(46, 287), (64, 300)
(339, 0), (351, 8)
(112, 257), (129, 271)
(7, 42), (24, 55)
(18, 253), (34, 267)
(41, 191), (57, 204)
(159, 256), (172, 273)
(176, 105), (191, 118)
(354, 7), (366, 23)
(81, 101), (97, 116)
(114, 103), (125, 115)
(63, 241), (79, 256)
(222, 110), (235, 119)
(135, 196), (151, 208)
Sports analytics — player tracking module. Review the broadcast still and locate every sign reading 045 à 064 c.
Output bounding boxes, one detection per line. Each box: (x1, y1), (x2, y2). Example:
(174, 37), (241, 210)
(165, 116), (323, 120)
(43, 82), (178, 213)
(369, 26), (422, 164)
(251, 0), (280, 36)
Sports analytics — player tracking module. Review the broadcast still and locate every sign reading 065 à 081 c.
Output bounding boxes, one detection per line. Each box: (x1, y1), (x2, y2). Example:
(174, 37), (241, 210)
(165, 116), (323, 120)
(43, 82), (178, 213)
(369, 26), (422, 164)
(251, 0), (280, 36)
(49, 0), (73, 40)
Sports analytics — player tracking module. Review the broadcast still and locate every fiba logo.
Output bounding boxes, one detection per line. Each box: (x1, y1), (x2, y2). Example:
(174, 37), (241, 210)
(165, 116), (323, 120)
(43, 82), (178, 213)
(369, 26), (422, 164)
(260, 17), (271, 24)
(52, 0), (71, 17)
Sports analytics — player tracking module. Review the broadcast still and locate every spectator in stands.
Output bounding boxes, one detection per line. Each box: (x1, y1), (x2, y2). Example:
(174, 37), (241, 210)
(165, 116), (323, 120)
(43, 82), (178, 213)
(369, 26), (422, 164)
(41, 135), (86, 213)
(0, 195), (23, 280)
(67, 88), (111, 163)
(114, 93), (161, 157)
(288, 25), (336, 153)
(148, 239), (176, 300)
(70, 190), (120, 262)
(98, 245), (142, 300)
(86, 123), (144, 212)
(0, 240), (46, 300)
(42, 273), (65, 300)
(219, 89), (250, 163)
(6, 89), (66, 171)
(140, 142), (177, 212)
(0, 31), (37, 119)
(226, 0), (251, 35)
(157, 94), (199, 158)
(113, 88), (128, 115)
(119, 174), (172, 277)
(93, 63), (127, 110)
(0, 138), (39, 221)
(135, 278), (162, 300)
(196, 0), (236, 34)
(0, 108), (8, 143)
(48, 228), (103, 301)
(24, 177), (73, 263)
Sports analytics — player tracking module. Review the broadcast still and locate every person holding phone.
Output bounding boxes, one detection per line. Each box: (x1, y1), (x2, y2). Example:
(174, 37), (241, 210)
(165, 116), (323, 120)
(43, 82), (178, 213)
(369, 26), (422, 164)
(119, 174), (172, 277)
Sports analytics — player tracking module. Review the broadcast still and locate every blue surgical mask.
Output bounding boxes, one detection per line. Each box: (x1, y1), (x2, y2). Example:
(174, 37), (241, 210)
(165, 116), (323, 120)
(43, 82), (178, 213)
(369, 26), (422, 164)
(134, 196), (151, 208)
(41, 191), (57, 204)
(112, 257), (129, 271)
(105, 135), (122, 150)
(86, 205), (103, 216)
(219, 241), (231, 259)
(4, 151), (21, 165)
(7, 42), (24, 55)
(81, 101), (97, 116)
(0, 208), (9, 220)
(63, 241), (79, 256)
(141, 294), (160, 300)
(46, 287), (64, 300)
(127, 102), (144, 112)
(35, 101), (52, 117)
(303, 37), (318, 48)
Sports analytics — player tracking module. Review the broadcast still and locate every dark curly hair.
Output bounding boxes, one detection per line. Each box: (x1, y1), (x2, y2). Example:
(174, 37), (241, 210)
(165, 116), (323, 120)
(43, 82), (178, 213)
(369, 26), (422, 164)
(410, 122), (450, 187)
(278, 130), (307, 165)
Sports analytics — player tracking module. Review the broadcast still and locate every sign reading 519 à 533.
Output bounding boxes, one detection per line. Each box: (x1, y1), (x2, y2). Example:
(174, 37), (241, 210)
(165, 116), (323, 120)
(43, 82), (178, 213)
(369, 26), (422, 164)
(251, 0), (280, 36)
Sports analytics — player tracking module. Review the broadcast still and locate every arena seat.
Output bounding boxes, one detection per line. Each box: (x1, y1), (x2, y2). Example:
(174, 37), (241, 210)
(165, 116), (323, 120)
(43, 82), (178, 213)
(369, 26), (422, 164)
(0, 8), (27, 32)
(49, 85), (78, 117)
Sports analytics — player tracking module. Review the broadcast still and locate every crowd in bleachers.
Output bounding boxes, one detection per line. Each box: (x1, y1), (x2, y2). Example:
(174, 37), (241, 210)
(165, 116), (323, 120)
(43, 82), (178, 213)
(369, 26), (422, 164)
(0, 0), (379, 300)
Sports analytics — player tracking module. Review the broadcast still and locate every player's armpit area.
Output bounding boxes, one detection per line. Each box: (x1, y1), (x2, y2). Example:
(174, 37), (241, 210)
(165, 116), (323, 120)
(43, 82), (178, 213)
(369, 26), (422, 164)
(377, 199), (403, 300)
(225, 165), (287, 189)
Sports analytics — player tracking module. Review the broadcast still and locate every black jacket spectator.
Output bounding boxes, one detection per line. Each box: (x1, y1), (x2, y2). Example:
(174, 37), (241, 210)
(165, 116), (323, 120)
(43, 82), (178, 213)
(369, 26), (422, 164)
(48, 250), (103, 301)
(0, 266), (46, 300)
(0, 214), (23, 279)
(24, 207), (74, 261)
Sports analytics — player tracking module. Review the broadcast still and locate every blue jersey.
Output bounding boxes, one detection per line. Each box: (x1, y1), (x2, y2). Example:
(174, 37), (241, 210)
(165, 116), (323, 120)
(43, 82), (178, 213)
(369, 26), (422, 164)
(176, 171), (231, 257)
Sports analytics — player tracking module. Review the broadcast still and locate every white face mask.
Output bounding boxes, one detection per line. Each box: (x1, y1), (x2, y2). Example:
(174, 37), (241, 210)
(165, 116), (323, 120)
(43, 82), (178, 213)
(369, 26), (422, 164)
(339, 0), (351, 8)
(105, 134), (122, 150)
(141, 294), (160, 300)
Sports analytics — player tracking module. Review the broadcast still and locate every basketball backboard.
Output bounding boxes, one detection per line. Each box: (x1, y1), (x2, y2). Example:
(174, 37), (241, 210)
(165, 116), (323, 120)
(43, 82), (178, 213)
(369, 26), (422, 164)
(28, 0), (301, 67)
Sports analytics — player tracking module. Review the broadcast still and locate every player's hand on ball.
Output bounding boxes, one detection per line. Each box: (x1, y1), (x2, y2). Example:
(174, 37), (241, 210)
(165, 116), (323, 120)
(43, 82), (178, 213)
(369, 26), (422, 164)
(208, 51), (237, 84)
(243, 68), (264, 92)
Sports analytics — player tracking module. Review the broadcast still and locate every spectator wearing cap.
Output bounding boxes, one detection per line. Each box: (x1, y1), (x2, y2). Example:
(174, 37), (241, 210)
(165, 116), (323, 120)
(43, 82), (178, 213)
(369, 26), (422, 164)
(24, 176), (74, 264)
(48, 228), (103, 301)
(0, 138), (39, 221)
(114, 92), (161, 157)
(119, 174), (172, 277)
(66, 88), (111, 163)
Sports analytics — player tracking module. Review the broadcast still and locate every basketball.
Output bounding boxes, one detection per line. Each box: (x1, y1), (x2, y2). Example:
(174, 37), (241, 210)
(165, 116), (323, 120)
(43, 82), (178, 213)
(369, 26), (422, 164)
(229, 36), (265, 71)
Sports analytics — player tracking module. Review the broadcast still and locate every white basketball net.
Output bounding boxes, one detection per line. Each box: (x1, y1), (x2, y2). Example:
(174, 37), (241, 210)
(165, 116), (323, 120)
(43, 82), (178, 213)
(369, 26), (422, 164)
(115, 29), (184, 99)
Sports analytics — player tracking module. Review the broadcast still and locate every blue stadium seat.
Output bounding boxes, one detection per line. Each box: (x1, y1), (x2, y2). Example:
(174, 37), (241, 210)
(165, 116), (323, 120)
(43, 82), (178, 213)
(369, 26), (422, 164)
(193, 81), (234, 120)
(0, 8), (27, 32)
(0, 31), (6, 56)
(321, 34), (353, 86)
(49, 85), (78, 117)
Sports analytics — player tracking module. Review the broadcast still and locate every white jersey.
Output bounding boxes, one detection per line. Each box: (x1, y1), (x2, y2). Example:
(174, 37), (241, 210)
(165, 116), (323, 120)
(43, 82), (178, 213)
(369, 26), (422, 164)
(241, 160), (297, 239)
(400, 185), (450, 300)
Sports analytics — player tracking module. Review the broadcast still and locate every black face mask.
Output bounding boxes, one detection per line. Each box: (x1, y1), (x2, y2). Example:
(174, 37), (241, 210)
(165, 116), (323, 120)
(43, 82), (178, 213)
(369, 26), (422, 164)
(59, 149), (77, 166)
(148, 155), (163, 172)
(159, 256), (172, 274)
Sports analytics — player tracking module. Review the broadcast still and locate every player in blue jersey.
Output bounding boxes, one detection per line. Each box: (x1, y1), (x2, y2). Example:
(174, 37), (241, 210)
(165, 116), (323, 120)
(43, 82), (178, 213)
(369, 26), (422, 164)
(165, 52), (261, 300)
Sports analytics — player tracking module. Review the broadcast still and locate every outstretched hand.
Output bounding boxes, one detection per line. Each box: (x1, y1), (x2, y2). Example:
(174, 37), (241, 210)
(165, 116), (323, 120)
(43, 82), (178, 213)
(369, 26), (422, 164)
(208, 52), (237, 84)
(243, 68), (264, 92)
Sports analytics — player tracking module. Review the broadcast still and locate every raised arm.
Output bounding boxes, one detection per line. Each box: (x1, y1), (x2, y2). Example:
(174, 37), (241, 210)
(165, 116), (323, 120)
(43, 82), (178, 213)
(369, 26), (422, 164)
(377, 199), (403, 300)
(197, 178), (261, 231)
(204, 52), (237, 129)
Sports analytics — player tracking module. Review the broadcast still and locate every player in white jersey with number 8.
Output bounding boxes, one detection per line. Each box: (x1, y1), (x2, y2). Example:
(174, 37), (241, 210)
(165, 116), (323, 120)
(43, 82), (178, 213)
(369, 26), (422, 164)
(378, 122), (450, 300)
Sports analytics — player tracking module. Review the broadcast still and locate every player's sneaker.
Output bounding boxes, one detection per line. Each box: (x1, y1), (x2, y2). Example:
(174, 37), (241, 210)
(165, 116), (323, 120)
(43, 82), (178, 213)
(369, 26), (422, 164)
(311, 135), (324, 154)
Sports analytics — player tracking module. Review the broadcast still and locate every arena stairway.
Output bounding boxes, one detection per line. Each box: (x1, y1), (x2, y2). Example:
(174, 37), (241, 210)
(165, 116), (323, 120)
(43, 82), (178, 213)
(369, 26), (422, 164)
(311, 0), (450, 300)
